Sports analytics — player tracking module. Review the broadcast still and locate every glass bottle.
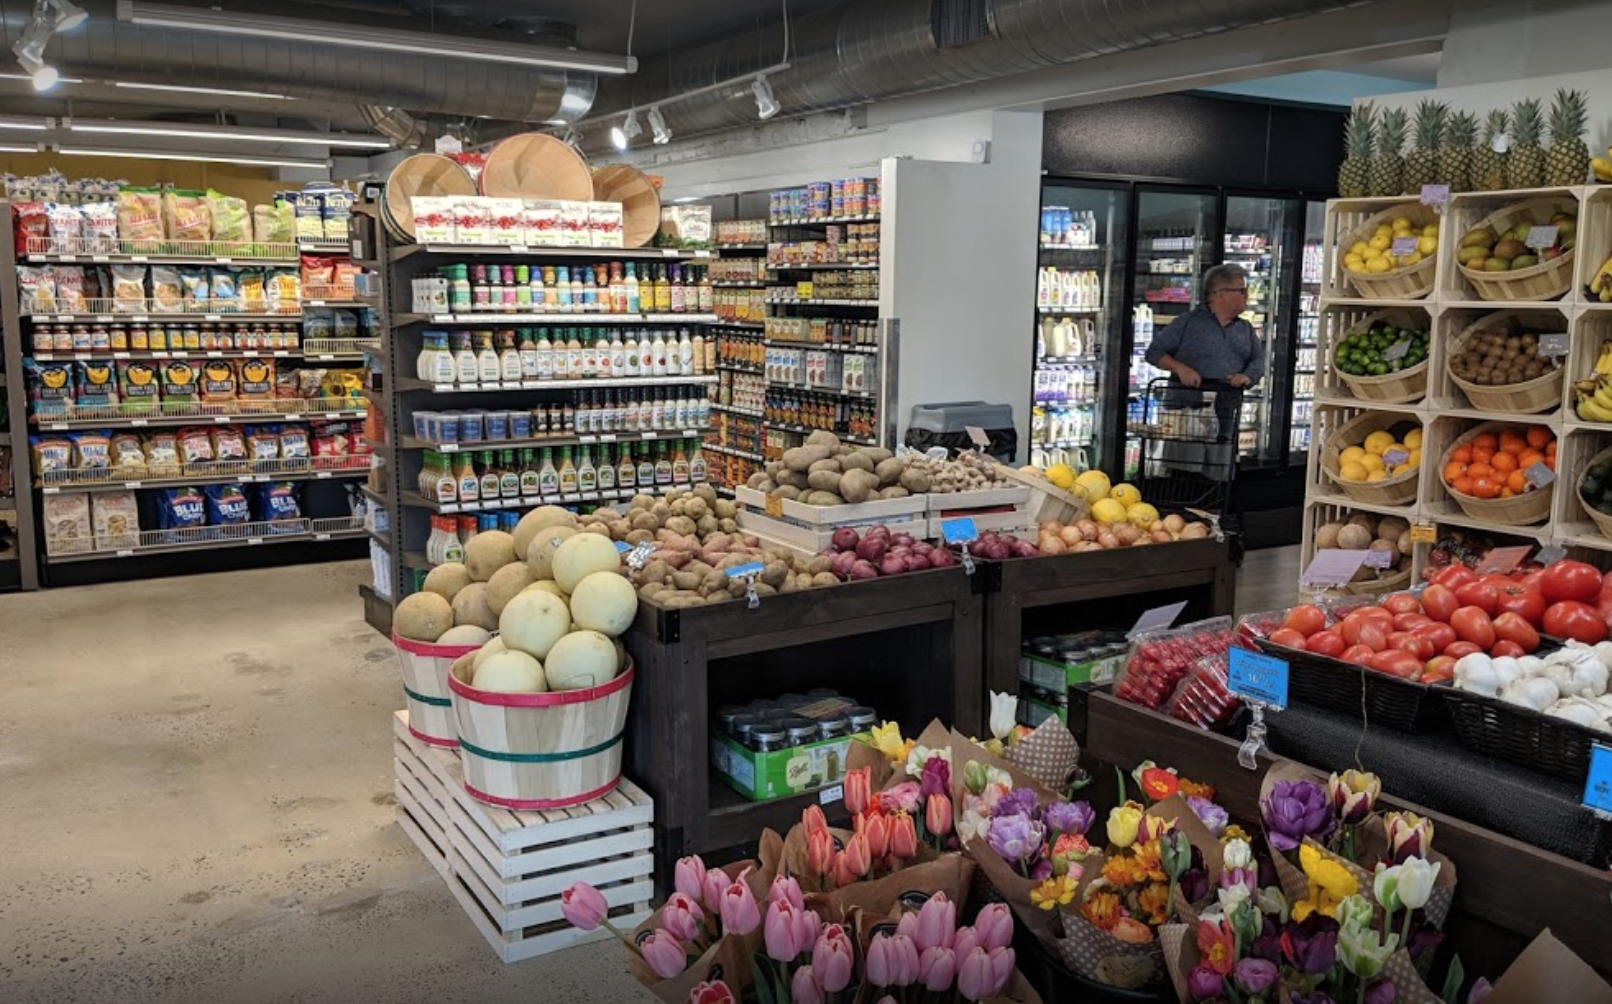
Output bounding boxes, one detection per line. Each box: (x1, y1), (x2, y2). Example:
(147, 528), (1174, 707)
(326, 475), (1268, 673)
(498, 449), (521, 498)
(519, 448), (540, 498)
(609, 329), (626, 376)
(455, 451), (480, 502)
(478, 450), (500, 500)
(595, 329), (613, 378)
(519, 329), (539, 380)
(669, 264), (686, 314)
(502, 265), (520, 312)
(650, 389), (665, 430)
(580, 266), (598, 313)
(554, 266), (573, 313)
(672, 440), (690, 484)
(471, 263), (491, 312)
(558, 447), (579, 494)
(690, 440), (708, 483)
(597, 444), (617, 492)
(499, 330), (523, 383)
(514, 264), (532, 311)
(569, 268), (585, 312)
(540, 266), (558, 311)
(697, 265), (714, 313)
(607, 261), (625, 314)
(538, 447), (559, 497)
(678, 328), (695, 376)
(564, 328), (583, 380)
(624, 330), (641, 377)
(416, 331), (437, 380)
(637, 444), (656, 488)
(448, 264), (472, 313)
(653, 264), (672, 313)
(577, 445), (597, 494)
(624, 262), (641, 314)
(453, 332), (479, 385)
(650, 329), (668, 376)
(475, 331), (501, 384)
(654, 442), (673, 486)
(551, 329), (570, 380)
(617, 446), (637, 491)
(691, 329), (706, 375)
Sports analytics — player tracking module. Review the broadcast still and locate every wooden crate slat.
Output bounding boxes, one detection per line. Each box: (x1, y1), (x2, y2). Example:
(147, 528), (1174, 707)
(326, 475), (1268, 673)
(394, 790), (451, 880)
(395, 758), (452, 839)
(393, 744), (453, 830)
(445, 858), (647, 963)
(454, 820), (656, 908)
(452, 841), (654, 931)
(446, 799), (654, 880)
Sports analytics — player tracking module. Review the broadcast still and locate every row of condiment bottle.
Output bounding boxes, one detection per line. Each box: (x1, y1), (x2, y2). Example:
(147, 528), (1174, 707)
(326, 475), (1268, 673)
(415, 327), (713, 384)
(419, 439), (708, 504)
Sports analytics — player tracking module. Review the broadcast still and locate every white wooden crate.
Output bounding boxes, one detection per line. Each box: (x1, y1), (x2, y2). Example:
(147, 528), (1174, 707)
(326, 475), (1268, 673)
(735, 484), (926, 526)
(737, 509), (929, 551)
(393, 735), (453, 881)
(392, 710), (655, 964)
(922, 485), (1032, 513)
(926, 505), (1036, 538)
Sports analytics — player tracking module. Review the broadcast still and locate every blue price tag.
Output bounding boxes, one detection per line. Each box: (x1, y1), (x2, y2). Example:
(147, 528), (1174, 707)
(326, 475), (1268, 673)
(1583, 745), (1612, 816)
(1227, 647), (1290, 710)
(727, 561), (766, 579)
(614, 540), (632, 553)
(940, 517), (979, 546)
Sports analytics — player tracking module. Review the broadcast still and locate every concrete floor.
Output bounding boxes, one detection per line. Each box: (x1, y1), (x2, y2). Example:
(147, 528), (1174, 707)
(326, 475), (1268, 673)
(0, 548), (1298, 1004)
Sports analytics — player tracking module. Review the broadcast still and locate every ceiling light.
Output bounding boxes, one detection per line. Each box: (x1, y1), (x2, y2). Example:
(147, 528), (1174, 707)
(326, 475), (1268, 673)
(45, 0), (87, 31)
(114, 81), (293, 101)
(611, 110), (641, 151)
(66, 119), (391, 149)
(0, 115), (52, 130)
(648, 106), (671, 146)
(12, 13), (59, 92)
(752, 74), (779, 120)
(0, 71), (80, 84)
(0, 142), (42, 153)
(16, 53), (59, 92)
(56, 144), (330, 169)
(118, 0), (638, 75)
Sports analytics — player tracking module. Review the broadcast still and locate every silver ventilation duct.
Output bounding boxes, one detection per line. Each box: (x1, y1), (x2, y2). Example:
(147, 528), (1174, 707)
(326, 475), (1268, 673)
(616, 0), (1385, 141)
(0, 0), (597, 127)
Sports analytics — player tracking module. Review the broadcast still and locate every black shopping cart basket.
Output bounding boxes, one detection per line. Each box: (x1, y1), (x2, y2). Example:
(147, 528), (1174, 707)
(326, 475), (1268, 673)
(1128, 377), (1241, 541)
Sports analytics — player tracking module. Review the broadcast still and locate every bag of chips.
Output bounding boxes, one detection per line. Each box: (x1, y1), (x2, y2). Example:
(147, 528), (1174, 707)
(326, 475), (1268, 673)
(75, 361), (120, 411)
(178, 426), (214, 466)
(160, 361), (199, 412)
(18, 266), (58, 314)
(204, 483), (251, 529)
(179, 267), (209, 311)
(156, 486), (207, 541)
(25, 359), (74, 416)
(279, 424), (310, 462)
(13, 201), (49, 255)
(47, 203), (83, 254)
(52, 266), (86, 313)
(206, 189), (250, 244)
(117, 361), (161, 414)
(268, 268), (300, 314)
(253, 481), (303, 530)
(93, 490), (140, 549)
(238, 269), (267, 313)
(70, 430), (112, 476)
(209, 269), (239, 311)
(199, 360), (237, 409)
(210, 426), (247, 465)
(150, 265), (182, 313)
(43, 491), (92, 554)
(80, 202), (118, 254)
(29, 433), (73, 483)
(245, 426), (281, 464)
(236, 358), (275, 411)
(117, 187), (164, 246)
(109, 431), (146, 475)
(163, 189), (211, 244)
(143, 430), (182, 477)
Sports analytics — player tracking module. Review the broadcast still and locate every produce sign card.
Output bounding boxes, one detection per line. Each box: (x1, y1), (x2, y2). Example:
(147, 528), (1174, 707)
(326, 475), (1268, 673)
(1227, 647), (1289, 710)
(727, 561), (766, 579)
(940, 517), (979, 545)
(964, 425), (990, 448)
(1582, 744), (1612, 817)
(1525, 225), (1560, 250)
(1300, 548), (1369, 587)
(1419, 184), (1450, 206)
(1384, 339), (1411, 362)
(1537, 332), (1569, 357)
(1524, 462), (1556, 489)
(1128, 600), (1188, 639)
(1390, 236), (1419, 256)
(1410, 523), (1437, 544)
(1383, 448), (1410, 466)
(1475, 545), (1532, 575)
(1364, 548), (1395, 569)
(1536, 545), (1568, 565)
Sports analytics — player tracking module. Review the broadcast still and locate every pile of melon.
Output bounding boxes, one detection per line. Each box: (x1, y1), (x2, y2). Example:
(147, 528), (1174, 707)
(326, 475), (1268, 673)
(391, 505), (638, 693)
(1314, 512), (1413, 584)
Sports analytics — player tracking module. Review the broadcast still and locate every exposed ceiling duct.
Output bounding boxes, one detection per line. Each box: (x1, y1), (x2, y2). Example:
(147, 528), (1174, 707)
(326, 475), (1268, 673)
(604, 0), (1388, 144)
(0, 0), (599, 129)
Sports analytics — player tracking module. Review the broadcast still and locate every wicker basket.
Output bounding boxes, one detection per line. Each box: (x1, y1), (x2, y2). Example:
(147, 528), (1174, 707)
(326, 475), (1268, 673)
(1436, 420), (1555, 525)
(1443, 686), (1598, 781)
(1320, 410), (1421, 505)
(1342, 565), (1413, 595)
(1455, 197), (1577, 301)
(1332, 309), (1432, 404)
(1341, 203), (1440, 299)
(1576, 443), (1612, 541)
(1446, 311), (1566, 413)
(1255, 637), (1450, 732)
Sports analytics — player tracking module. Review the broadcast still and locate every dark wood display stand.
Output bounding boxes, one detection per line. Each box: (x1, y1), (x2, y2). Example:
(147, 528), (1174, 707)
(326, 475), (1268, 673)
(982, 538), (1236, 696)
(621, 565), (984, 890)
(1081, 691), (1612, 984)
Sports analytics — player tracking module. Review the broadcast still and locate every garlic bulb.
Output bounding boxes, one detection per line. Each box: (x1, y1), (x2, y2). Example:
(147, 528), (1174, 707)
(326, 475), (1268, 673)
(1491, 656), (1524, 690)
(1516, 655), (1546, 677)
(1597, 693), (1612, 713)
(1593, 641), (1612, 670)
(1501, 676), (1559, 711)
(1544, 697), (1612, 732)
(1454, 653), (1499, 697)
(1540, 649), (1608, 698)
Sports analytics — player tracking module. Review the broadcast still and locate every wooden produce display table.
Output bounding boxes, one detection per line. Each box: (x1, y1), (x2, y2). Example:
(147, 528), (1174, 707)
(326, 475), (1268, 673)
(619, 566), (984, 891)
(981, 538), (1236, 697)
(1081, 691), (1612, 984)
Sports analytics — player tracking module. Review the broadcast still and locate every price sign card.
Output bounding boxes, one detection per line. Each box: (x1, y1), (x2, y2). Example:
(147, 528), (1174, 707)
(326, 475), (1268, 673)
(727, 561), (766, 579)
(1582, 744), (1612, 817)
(1382, 448), (1410, 467)
(1524, 462), (1557, 489)
(1383, 339), (1411, 362)
(1475, 545), (1533, 575)
(1363, 548), (1395, 569)
(964, 425), (991, 448)
(1300, 548), (1370, 587)
(1128, 600), (1188, 639)
(1525, 225), (1560, 250)
(1535, 544), (1568, 565)
(940, 517), (979, 546)
(1390, 236), (1420, 256)
(1537, 332), (1570, 358)
(1228, 647), (1290, 710)
(1419, 184), (1451, 206)
(1410, 523), (1438, 544)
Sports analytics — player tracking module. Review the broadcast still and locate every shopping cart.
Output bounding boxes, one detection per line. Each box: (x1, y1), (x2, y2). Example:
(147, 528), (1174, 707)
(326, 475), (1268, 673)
(1128, 377), (1241, 537)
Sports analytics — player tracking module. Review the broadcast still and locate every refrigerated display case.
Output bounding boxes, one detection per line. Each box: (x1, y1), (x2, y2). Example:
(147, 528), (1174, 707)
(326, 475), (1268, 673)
(1291, 201), (1325, 464)
(1030, 181), (1128, 471)
(1222, 194), (1302, 466)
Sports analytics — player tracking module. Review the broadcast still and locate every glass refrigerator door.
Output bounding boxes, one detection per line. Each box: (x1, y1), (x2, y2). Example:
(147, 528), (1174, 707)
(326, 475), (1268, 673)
(1032, 181), (1128, 473)
(1125, 188), (1218, 479)
(1291, 200), (1325, 464)
(1222, 195), (1299, 464)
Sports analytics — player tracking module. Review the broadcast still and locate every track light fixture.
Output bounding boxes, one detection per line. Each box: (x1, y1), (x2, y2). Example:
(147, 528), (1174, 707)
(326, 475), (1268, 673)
(610, 109), (641, 151)
(45, 0), (88, 31)
(752, 74), (779, 120)
(561, 128), (581, 150)
(648, 105), (670, 146)
(12, 0), (63, 91)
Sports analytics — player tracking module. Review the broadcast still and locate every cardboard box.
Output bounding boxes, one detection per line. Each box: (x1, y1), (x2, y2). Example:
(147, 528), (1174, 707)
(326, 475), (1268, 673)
(710, 730), (864, 803)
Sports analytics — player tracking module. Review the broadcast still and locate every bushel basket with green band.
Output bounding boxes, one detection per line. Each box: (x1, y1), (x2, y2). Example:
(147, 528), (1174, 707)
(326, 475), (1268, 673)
(393, 633), (483, 749)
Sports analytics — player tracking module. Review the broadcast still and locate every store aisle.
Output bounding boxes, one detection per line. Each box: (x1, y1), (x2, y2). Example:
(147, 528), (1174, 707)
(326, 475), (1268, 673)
(1235, 544), (1300, 615)
(0, 562), (651, 1004)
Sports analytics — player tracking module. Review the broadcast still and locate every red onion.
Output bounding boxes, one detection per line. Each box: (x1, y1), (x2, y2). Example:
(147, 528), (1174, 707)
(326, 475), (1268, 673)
(891, 533), (915, 548)
(880, 554), (908, 576)
(831, 527), (860, 553)
(855, 536), (889, 562)
(848, 559), (879, 580)
(830, 551), (859, 577)
(913, 542), (934, 556)
(928, 548), (958, 568)
(864, 525), (891, 539)
(903, 553), (930, 572)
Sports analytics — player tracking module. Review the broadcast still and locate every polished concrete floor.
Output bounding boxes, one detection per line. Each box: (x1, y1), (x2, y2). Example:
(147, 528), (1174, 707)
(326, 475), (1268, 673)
(0, 548), (1297, 1004)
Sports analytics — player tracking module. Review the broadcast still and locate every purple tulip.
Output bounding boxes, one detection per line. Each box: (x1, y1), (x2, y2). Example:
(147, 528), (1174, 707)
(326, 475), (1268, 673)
(997, 787), (1039, 820)
(985, 813), (1043, 864)
(1365, 978), (1397, 1004)
(1179, 867), (1210, 905)
(1234, 958), (1279, 994)
(1280, 916), (1340, 975)
(1029, 856), (1054, 881)
(1263, 780), (1335, 852)
(1407, 924), (1445, 961)
(920, 757), (951, 801)
(1467, 978), (1493, 1004)
(1187, 965), (1223, 999)
(1220, 866), (1258, 897)
(1187, 795), (1229, 837)
(1042, 799), (1095, 837)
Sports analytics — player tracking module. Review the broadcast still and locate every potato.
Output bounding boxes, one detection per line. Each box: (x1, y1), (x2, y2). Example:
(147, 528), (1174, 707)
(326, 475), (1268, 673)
(805, 430), (841, 449)
(754, 583), (778, 597)
(783, 445), (832, 471)
(900, 469), (932, 493)
(719, 518), (739, 533)
(804, 491), (845, 506)
(693, 484), (718, 505)
(632, 494), (656, 510)
(835, 445), (855, 457)
(765, 461), (783, 477)
(684, 497), (710, 520)
(780, 576), (801, 593)
(806, 555), (834, 575)
(640, 559), (670, 583)
(652, 501), (672, 519)
(605, 519), (630, 539)
(583, 523), (611, 536)
(696, 514), (719, 535)
(713, 499), (738, 520)
(662, 592), (708, 609)
(860, 448), (894, 464)
(631, 511), (661, 531)
(840, 452), (875, 474)
(719, 553), (756, 571)
(761, 561), (790, 588)
(665, 516), (698, 537)
(808, 458), (843, 475)
(625, 529), (655, 546)
(777, 469), (810, 490)
(701, 570), (729, 594)
(661, 551), (692, 569)
(756, 478), (778, 493)
(672, 569), (704, 591)
(669, 498), (689, 517)
(807, 470), (844, 494)
(775, 485), (802, 500)
(812, 572), (840, 587)
(875, 457), (906, 486)
(639, 581), (672, 600)
(840, 469), (881, 503)
(879, 486), (911, 499)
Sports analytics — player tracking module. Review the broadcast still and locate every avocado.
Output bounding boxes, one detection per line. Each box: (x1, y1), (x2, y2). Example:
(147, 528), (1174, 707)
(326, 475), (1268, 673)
(1511, 254), (1539, 270)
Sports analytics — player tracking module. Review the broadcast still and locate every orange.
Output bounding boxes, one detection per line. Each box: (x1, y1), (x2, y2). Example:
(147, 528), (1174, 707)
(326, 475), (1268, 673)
(1526, 426), (1552, 449)
(1471, 447), (1496, 464)
(1471, 477), (1500, 499)
(1518, 450), (1545, 470)
(1501, 487), (1516, 497)
(1453, 476), (1476, 495)
(1507, 470), (1529, 493)
(1467, 462), (1495, 480)
(1491, 452), (1518, 473)
(1547, 439), (1559, 456)
(1452, 446), (1473, 464)
(1471, 432), (1499, 452)
(1545, 455), (1556, 470)
(1443, 461), (1468, 482)
(1499, 430), (1526, 453)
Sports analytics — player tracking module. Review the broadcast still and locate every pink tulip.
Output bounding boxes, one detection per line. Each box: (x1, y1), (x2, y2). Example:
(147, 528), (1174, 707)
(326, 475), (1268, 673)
(890, 934), (921, 986)
(927, 793), (954, 837)
(897, 912), (918, 942)
(957, 947), (993, 1000)
(802, 803), (829, 839)
(674, 856), (707, 902)
(881, 781), (921, 814)
(845, 767), (872, 815)
(918, 945), (958, 992)
(807, 830), (836, 877)
(890, 812), (919, 860)
(790, 964), (825, 1004)
(700, 868), (733, 915)
(974, 902), (1013, 952)
(661, 892), (703, 943)
(640, 929), (687, 979)
(986, 947), (1016, 997)
(866, 933), (920, 987)
(794, 906), (823, 953)
(864, 814), (891, 859)
(844, 830), (873, 877)
(560, 882), (608, 931)
(812, 924), (855, 992)
(764, 900), (805, 961)
(952, 925), (979, 960)
(686, 980), (736, 1004)
(768, 875), (804, 911)
(719, 872), (760, 936)
(913, 893), (956, 952)
(830, 850), (857, 888)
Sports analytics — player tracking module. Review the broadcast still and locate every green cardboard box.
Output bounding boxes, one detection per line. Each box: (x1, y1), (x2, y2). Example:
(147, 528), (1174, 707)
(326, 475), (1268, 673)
(710, 730), (865, 803)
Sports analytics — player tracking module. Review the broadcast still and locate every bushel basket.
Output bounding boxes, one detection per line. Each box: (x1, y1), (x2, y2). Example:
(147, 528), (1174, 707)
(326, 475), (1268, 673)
(1436, 420), (1554, 525)
(393, 632), (482, 748)
(1455, 197), (1577, 302)
(1341, 203), (1439, 300)
(1578, 443), (1612, 542)
(1319, 409), (1420, 506)
(1254, 637), (1450, 732)
(1446, 310), (1566, 414)
(1332, 308), (1431, 404)
(1442, 687), (1601, 781)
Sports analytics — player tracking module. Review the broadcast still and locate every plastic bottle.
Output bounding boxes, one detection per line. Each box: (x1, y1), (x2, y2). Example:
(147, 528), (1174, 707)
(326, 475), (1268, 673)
(499, 331), (522, 383)
(538, 448), (559, 497)
(689, 441), (708, 483)
(595, 329), (612, 378)
(518, 329), (539, 380)
(624, 263), (641, 314)
(475, 331), (500, 384)
(624, 331), (641, 377)
(455, 452), (479, 502)
(678, 329), (694, 376)
(577, 446), (597, 494)
(597, 445), (616, 492)
(453, 332), (479, 386)
(519, 449), (539, 498)
(558, 447), (578, 494)
(536, 329), (555, 380)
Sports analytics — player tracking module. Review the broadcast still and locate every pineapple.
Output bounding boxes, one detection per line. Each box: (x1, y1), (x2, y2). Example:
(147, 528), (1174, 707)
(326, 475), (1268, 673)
(1440, 110), (1479, 192)
(1369, 107), (1407, 197)
(1338, 103), (1375, 199)
(1546, 87), (1591, 187)
(1508, 98), (1545, 189)
(1473, 109), (1507, 191)
(1403, 100), (1447, 194)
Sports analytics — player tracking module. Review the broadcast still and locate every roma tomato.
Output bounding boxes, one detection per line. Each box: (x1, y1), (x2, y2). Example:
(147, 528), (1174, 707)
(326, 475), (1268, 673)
(1602, 569), (1612, 592)
(1358, 622), (1389, 652)
(1392, 612), (1433, 632)
(1443, 641), (1483, 659)
(1390, 631), (1435, 661)
(1454, 581), (1501, 617)
(1345, 606), (1394, 628)
(1412, 622), (1457, 654)
(1369, 649), (1423, 679)
(1268, 627), (1308, 649)
(1339, 644), (1376, 667)
(1280, 604), (1327, 638)
(1421, 655), (1457, 683)
(1450, 606), (1497, 649)
(1382, 593), (1423, 616)
(1479, 573), (1518, 590)
(1431, 564), (1479, 590)
(1490, 639), (1525, 658)
(1305, 630), (1346, 658)
(1539, 560), (1603, 604)
(1494, 585), (1547, 627)
(1421, 583), (1460, 623)
(1543, 600), (1610, 644)
(1491, 611), (1541, 653)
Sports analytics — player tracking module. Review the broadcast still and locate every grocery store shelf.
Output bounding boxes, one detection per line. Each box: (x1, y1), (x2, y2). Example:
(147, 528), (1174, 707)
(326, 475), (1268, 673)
(38, 462), (371, 494)
(766, 261), (880, 271)
(400, 487), (681, 513)
(712, 403), (764, 419)
(28, 311), (301, 324)
(401, 550), (435, 570)
(768, 215), (879, 226)
(29, 348), (363, 363)
(770, 381), (878, 400)
(716, 243), (767, 251)
(391, 374), (719, 394)
(1032, 438), (1093, 450)
(711, 320), (765, 331)
(1038, 243), (1102, 252)
(1037, 307), (1101, 316)
(715, 361), (764, 375)
(44, 518), (367, 563)
(713, 281), (767, 288)
(1420, 506), (1554, 544)
(1036, 355), (1099, 366)
(400, 429), (708, 452)
(763, 339), (878, 354)
(365, 526), (391, 548)
(394, 244), (714, 261)
(23, 251), (297, 267)
(31, 402), (367, 431)
(767, 421), (875, 446)
(703, 443), (764, 462)
(301, 298), (378, 310)
(1305, 491), (1417, 518)
(764, 298), (877, 308)
(392, 311), (719, 326)
(0, 497), (14, 511)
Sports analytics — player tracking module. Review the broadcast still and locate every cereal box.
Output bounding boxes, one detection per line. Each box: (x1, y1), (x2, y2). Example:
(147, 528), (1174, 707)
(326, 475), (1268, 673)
(488, 198), (525, 245)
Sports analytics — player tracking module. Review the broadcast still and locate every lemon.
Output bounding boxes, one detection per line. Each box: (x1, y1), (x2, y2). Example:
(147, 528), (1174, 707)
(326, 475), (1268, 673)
(1364, 431), (1395, 455)
(1366, 257), (1392, 273)
(1407, 448), (1422, 466)
(1392, 463), (1415, 476)
(1344, 253), (1365, 270)
(1350, 241), (1371, 257)
(1340, 460), (1369, 481)
(1109, 483), (1142, 507)
(1340, 445), (1366, 464)
(1366, 469), (1389, 482)
(1369, 234), (1392, 251)
(1403, 428), (1423, 449)
(1391, 216), (1412, 231)
(1075, 470), (1112, 502)
(1360, 453), (1385, 473)
(1127, 502), (1160, 529)
(1091, 497), (1127, 525)
(1374, 224), (1393, 237)
(1045, 463), (1076, 490)
(1417, 235), (1438, 255)
(1422, 223), (1439, 238)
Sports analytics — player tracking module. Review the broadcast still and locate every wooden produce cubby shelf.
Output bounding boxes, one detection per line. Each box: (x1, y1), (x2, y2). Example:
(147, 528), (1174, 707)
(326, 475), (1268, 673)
(620, 566), (983, 891)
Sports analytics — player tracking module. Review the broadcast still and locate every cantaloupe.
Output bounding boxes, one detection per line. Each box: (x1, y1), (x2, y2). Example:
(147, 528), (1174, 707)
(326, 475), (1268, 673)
(395, 592), (453, 642)
(524, 580), (568, 599)
(513, 506), (580, 559)
(486, 563), (536, 617)
(437, 624), (492, 646)
(499, 589), (571, 660)
(527, 526), (579, 581)
(473, 636), (507, 669)
(473, 650), (548, 693)
(465, 530), (516, 582)
(545, 630), (618, 690)
(1336, 524), (1373, 550)
(451, 582), (499, 631)
(1315, 522), (1345, 550)
(552, 534), (624, 594)
(569, 571), (639, 637)
(422, 562), (472, 602)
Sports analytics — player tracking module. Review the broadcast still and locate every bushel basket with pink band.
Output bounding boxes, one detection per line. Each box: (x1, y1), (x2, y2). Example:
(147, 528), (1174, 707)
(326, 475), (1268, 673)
(392, 633), (482, 748)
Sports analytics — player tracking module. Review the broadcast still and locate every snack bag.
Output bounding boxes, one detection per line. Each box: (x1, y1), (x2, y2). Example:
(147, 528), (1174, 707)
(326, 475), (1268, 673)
(294, 190), (326, 241)
(160, 361), (199, 413)
(109, 431), (146, 475)
(239, 269), (267, 313)
(156, 486), (207, 541)
(117, 361), (161, 415)
(245, 426), (281, 464)
(198, 360), (237, 410)
(310, 420), (353, 469)
(279, 424), (311, 463)
(52, 266), (86, 313)
(70, 430), (113, 476)
(410, 196), (456, 243)
(17, 266), (58, 314)
(300, 255), (334, 296)
(322, 189), (354, 242)
(205, 189), (249, 243)
(209, 426), (248, 467)
(111, 264), (148, 313)
(147, 265), (181, 312)
(117, 187), (164, 246)
(209, 269), (240, 311)
(162, 189), (211, 244)
(179, 267), (209, 311)
(177, 426), (214, 466)
(236, 358), (276, 412)
(13, 201), (49, 255)
(253, 481), (303, 530)
(80, 201), (118, 254)
(204, 483), (251, 528)
(92, 490), (140, 549)
(46, 202), (83, 254)
(75, 361), (120, 411)
(143, 431), (181, 477)
(25, 359), (74, 416)
(29, 433), (73, 483)
(42, 492), (92, 555)
(332, 260), (359, 299)
(331, 310), (358, 339)
(267, 269), (300, 313)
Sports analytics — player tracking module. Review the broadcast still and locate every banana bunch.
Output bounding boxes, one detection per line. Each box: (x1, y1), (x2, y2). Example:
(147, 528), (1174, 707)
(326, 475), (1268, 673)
(1575, 344), (1612, 421)
(1595, 147), (1612, 183)
(1590, 252), (1612, 303)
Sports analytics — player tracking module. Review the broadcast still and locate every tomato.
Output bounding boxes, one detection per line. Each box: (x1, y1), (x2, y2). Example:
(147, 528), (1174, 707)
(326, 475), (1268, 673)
(1421, 655), (1457, 683)
(1412, 622), (1457, 654)
(1280, 604), (1327, 638)
(1421, 583), (1460, 623)
(1490, 639), (1525, 658)
(1392, 612), (1433, 632)
(1357, 621), (1389, 652)
(1339, 644), (1376, 667)
(1382, 593), (1423, 616)
(1390, 631), (1435, 661)
(1454, 581), (1501, 616)
(1514, 569), (1546, 592)
(1538, 560), (1604, 604)
(1305, 630), (1346, 658)
(1344, 606), (1394, 628)
(1268, 627), (1308, 649)
(1369, 649), (1423, 679)
(1443, 641), (1483, 659)
(1543, 600), (1611, 644)
(1491, 611), (1541, 653)
(1450, 606), (1497, 649)
(1602, 569), (1612, 592)
(1597, 589), (1612, 626)
(1494, 585), (1548, 627)
(1479, 573), (1518, 590)
(1431, 564), (1478, 590)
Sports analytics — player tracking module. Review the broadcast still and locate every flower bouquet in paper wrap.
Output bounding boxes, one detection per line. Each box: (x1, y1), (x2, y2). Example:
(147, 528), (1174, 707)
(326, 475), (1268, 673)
(1467, 928), (1612, 1004)
(990, 694), (1084, 794)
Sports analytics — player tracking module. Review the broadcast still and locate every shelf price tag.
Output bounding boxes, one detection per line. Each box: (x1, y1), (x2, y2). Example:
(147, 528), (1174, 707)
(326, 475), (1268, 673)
(1583, 745), (1612, 819)
(1300, 548), (1370, 587)
(1419, 184), (1450, 207)
(1410, 523), (1437, 544)
(1475, 545), (1532, 575)
(1363, 548), (1395, 569)
(1382, 448), (1410, 467)
(1537, 332), (1569, 358)
(1228, 647), (1288, 770)
(796, 281), (814, 299)
(964, 425), (991, 449)
(1524, 462), (1556, 489)
(1390, 236), (1420, 256)
(1128, 600), (1187, 639)
(727, 561), (767, 609)
(1535, 544), (1568, 565)
(818, 784), (844, 806)
(941, 517), (979, 576)
(1525, 225), (1560, 250)
(764, 495), (785, 518)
